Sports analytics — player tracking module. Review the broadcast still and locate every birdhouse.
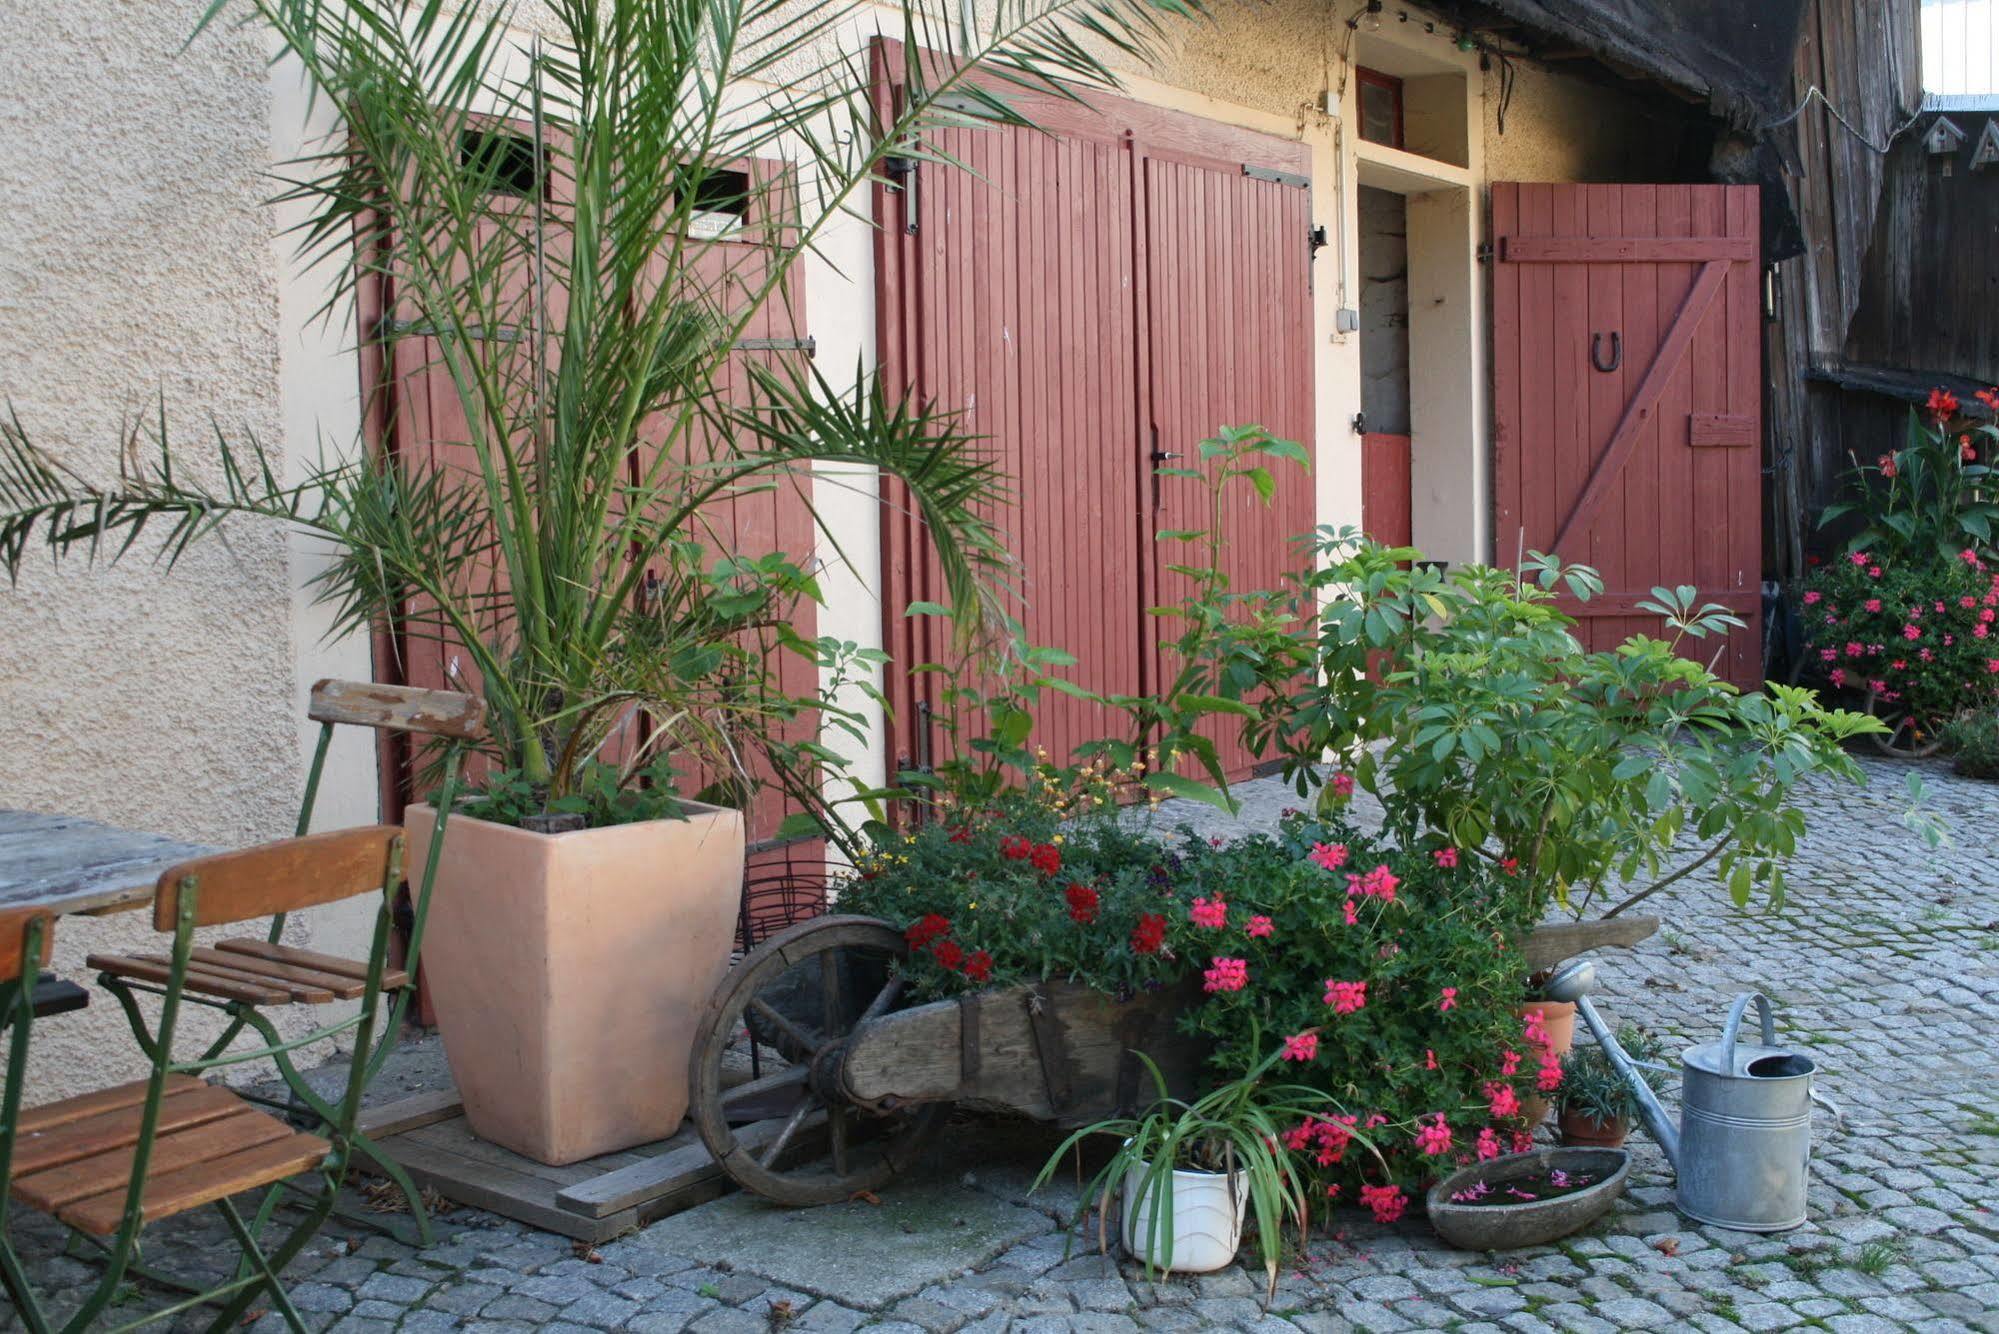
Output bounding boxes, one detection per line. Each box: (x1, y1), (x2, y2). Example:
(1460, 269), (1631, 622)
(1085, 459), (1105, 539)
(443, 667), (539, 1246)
(1973, 118), (1999, 170)
(1925, 115), (1967, 156)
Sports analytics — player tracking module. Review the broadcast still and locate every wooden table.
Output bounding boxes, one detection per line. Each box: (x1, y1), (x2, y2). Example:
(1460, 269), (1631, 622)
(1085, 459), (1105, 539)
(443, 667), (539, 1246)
(0, 809), (219, 917)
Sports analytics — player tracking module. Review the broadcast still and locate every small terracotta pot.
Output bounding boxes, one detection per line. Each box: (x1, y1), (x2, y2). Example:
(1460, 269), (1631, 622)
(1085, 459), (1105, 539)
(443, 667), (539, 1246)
(1557, 1107), (1630, 1148)
(1517, 999), (1577, 1128)
(406, 801), (745, 1165)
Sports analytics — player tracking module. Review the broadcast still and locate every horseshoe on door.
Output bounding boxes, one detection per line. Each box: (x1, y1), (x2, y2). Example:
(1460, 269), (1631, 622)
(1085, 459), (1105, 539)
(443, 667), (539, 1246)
(1591, 331), (1622, 373)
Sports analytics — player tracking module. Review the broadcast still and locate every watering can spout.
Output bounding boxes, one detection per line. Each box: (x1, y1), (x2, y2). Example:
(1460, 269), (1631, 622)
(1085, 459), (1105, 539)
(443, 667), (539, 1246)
(1542, 960), (1680, 1169)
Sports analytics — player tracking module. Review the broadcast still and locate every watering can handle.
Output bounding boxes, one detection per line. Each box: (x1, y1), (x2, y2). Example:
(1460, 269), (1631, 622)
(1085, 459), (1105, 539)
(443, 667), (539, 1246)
(1718, 992), (1776, 1073)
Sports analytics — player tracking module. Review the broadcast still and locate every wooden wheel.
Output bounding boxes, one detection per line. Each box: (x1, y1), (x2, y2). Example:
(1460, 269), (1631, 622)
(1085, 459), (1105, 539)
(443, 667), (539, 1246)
(688, 915), (944, 1205)
(1865, 687), (1949, 758)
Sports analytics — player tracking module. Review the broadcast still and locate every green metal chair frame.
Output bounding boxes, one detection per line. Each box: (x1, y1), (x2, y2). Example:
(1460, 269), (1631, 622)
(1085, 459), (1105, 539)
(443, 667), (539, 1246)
(94, 679), (484, 1247)
(0, 829), (404, 1333)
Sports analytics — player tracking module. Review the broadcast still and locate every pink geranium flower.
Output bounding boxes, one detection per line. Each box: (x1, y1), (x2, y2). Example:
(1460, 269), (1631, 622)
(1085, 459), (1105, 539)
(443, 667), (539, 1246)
(1331, 771), (1356, 798)
(1413, 1115), (1453, 1156)
(1485, 1081), (1521, 1119)
(1202, 956), (1248, 993)
(1246, 914), (1274, 938)
(1342, 896), (1360, 926)
(1188, 897), (1227, 929)
(1359, 1183), (1406, 1224)
(1438, 987), (1458, 1012)
(1323, 979), (1368, 1014)
(1476, 1127), (1502, 1161)
(1433, 847), (1460, 869)
(1281, 1031), (1318, 1063)
(1308, 842), (1348, 871)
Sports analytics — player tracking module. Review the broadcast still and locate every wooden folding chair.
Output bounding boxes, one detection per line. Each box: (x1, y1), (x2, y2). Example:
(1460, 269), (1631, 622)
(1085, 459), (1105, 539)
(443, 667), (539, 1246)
(1, 829), (403, 1333)
(89, 679), (482, 1244)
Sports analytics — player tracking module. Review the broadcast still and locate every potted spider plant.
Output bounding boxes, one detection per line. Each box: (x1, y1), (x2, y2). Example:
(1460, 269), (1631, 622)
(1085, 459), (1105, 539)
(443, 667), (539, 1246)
(0, 0), (1202, 1163)
(1034, 1039), (1360, 1298)
(1557, 1026), (1667, 1148)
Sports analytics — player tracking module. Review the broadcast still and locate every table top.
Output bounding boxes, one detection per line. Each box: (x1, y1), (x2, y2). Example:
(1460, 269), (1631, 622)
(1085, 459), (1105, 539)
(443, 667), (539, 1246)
(0, 810), (220, 916)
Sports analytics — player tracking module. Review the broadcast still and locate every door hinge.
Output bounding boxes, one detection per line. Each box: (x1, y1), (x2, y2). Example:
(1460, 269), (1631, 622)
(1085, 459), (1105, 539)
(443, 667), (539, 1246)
(885, 155), (918, 235)
(735, 336), (817, 357)
(1475, 242), (1495, 264)
(1309, 224), (1329, 257)
(1243, 163), (1311, 189)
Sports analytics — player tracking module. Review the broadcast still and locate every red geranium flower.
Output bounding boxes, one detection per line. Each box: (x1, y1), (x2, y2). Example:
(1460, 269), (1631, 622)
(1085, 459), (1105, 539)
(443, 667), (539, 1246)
(1064, 883), (1100, 924)
(963, 950), (993, 983)
(1028, 843), (1062, 876)
(1130, 912), (1167, 954)
(905, 913), (952, 950)
(932, 939), (965, 971)
(998, 835), (1031, 861)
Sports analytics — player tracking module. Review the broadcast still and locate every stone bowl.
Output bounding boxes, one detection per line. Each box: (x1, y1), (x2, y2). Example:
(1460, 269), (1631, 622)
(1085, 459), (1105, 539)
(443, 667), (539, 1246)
(1424, 1148), (1631, 1251)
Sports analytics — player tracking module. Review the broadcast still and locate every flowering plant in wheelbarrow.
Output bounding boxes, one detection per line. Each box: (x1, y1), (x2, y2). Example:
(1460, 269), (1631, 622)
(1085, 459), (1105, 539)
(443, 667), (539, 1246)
(835, 763), (1189, 1000)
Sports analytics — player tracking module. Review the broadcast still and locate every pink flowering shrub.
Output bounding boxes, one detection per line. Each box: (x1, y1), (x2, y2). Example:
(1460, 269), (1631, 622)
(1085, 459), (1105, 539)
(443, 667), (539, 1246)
(1169, 810), (1542, 1204)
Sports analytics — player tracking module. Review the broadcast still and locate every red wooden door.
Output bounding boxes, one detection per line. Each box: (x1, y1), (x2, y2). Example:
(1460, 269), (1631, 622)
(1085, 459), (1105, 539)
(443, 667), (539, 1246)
(1143, 147), (1316, 779)
(1491, 183), (1762, 687)
(1361, 432), (1413, 548)
(876, 46), (1316, 781)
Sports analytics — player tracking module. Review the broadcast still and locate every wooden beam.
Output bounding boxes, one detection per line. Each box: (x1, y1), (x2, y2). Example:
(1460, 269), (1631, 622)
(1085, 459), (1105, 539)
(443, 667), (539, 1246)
(1690, 413), (1757, 447)
(1501, 236), (1757, 263)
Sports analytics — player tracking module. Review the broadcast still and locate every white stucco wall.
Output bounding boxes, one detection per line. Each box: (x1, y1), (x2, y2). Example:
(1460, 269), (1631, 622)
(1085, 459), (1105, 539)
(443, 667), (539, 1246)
(0, 0), (367, 1100)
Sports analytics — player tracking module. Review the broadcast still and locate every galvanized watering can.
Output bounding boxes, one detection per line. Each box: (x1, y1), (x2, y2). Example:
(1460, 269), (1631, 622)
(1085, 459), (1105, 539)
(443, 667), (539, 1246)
(1544, 959), (1833, 1232)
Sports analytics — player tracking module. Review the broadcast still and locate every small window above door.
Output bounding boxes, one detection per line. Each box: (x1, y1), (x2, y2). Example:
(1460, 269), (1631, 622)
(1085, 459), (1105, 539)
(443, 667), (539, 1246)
(1356, 68), (1404, 150)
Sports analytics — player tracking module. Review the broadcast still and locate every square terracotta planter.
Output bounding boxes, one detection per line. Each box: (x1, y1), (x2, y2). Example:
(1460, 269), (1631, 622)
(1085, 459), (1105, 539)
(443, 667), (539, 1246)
(405, 801), (745, 1165)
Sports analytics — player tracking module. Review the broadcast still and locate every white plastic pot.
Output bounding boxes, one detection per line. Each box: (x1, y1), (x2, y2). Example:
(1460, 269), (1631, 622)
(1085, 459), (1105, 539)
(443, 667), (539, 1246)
(1119, 1152), (1248, 1273)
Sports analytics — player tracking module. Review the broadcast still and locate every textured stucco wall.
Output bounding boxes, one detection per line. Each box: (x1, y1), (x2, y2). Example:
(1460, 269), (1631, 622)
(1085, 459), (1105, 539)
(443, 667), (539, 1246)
(1483, 56), (1689, 184)
(0, 1), (344, 1100)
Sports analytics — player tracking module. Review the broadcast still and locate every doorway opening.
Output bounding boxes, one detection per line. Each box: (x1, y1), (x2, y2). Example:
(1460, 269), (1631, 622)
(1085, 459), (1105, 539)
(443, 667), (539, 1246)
(1358, 184), (1413, 549)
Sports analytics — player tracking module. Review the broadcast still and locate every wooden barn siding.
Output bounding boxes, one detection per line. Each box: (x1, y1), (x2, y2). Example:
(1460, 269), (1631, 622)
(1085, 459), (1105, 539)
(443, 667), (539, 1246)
(1764, 0), (1922, 579)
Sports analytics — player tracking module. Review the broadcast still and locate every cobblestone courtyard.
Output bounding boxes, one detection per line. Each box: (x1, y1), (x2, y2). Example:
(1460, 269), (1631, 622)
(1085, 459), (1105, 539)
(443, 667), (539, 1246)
(7, 757), (1999, 1333)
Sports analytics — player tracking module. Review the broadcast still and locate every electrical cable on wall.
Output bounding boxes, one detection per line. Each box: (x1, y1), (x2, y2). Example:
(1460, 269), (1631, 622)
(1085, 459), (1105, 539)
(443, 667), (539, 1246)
(1764, 85), (1920, 155)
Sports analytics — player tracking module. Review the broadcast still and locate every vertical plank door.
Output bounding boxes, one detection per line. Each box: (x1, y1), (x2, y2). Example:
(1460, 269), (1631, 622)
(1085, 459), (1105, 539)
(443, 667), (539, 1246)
(1490, 183), (1763, 687)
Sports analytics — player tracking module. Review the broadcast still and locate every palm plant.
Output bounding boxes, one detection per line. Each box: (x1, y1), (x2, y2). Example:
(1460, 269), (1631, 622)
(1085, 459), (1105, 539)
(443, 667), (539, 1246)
(0, 0), (1202, 827)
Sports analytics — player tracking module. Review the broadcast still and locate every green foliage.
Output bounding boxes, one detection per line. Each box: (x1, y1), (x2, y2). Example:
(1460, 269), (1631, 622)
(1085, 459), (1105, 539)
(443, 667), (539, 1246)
(1816, 400), (1999, 564)
(1260, 533), (1886, 918)
(1800, 545), (1999, 734)
(0, 0), (1207, 832)
(834, 769), (1184, 1000)
(1033, 1040), (1344, 1297)
(1943, 707), (1999, 780)
(1557, 1025), (1666, 1123)
(456, 756), (687, 828)
(1165, 810), (1546, 1207)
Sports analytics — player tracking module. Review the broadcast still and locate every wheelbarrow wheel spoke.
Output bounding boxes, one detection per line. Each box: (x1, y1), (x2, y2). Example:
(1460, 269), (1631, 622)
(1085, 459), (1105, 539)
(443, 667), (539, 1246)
(687, 916), (945, 1207)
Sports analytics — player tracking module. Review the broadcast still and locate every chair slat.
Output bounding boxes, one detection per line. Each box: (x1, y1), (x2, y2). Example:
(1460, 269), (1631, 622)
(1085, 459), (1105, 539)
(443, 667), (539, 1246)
(13, 1108), (289, 1211)
(189, 947), (357, 1001)
(58, 1127), (330, 1235)
(151, 827), (401, 931)
(213, 938), (409, 991)
(10, 1082), (240, 1177)
(308, 679), (486, 740)
(86, 954), (290, 1006)
(0, 907), (53, 984)
(15, 1077), (201, 1137)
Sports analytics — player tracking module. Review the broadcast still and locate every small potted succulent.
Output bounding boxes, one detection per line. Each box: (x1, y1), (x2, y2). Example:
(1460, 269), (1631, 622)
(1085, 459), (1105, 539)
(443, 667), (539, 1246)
(1033, 1040), (1359, 1299)
(1557, 1026), (1666, 1148)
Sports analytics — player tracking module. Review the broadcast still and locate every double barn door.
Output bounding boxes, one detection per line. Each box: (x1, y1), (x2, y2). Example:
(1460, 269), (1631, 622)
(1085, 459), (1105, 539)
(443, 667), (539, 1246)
(1491, 182), (1763, 686)
(876, 55), (1317, 779)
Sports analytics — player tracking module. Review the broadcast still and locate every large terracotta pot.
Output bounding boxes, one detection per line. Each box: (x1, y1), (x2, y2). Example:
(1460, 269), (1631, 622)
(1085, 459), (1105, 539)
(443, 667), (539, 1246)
(405, 801), (745, 1165)
(1518, 999), (1577, 1128)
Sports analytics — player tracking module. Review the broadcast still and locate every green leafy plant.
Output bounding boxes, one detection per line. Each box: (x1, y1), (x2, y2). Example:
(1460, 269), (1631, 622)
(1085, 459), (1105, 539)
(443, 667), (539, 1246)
(0, 0), (1206, 830)
(1817, 392), (1998, 563)
(1557, 1027), (1666, 1125)
(1033, 1040), (1353, 1298)
(1942, 707), (1999, 780)
(1260, 534), (1888, 919)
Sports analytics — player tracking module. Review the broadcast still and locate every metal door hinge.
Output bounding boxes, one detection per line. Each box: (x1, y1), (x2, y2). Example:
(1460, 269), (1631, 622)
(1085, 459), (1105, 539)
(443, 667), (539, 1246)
(1476, 242), (1495, 264)
(1309, 224), (1329, 256)
(1243, 163), (1311, 189)
(885, 155), (918, 235)
(735, 336), (817, 357)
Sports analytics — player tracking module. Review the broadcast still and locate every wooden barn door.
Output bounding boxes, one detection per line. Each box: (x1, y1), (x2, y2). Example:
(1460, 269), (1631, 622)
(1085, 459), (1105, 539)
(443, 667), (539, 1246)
(1491, 183), (1763, 687)
(877, 44), (1316, 783)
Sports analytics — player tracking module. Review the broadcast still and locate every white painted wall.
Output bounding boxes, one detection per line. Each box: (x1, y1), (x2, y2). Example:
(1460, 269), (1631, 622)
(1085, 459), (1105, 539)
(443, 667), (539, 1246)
(1924, 0), (1999, 95)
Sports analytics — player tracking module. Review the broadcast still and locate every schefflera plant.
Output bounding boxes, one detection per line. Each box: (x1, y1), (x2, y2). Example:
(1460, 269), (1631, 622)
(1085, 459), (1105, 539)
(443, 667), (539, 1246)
(1260, 532), (1898, 920)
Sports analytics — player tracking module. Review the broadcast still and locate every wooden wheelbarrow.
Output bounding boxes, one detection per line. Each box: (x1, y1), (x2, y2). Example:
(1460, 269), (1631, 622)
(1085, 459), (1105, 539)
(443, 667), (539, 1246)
(686, 913), (1658, 1205)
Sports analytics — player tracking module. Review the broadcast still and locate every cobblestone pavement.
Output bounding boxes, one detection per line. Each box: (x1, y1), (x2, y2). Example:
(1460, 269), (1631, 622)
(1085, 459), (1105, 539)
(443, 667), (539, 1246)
(7, 757), (1999, 1333)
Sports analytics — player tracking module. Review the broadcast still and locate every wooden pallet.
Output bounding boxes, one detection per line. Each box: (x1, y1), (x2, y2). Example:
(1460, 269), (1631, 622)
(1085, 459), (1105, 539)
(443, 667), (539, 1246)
(363, 1090), (821, 1242)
